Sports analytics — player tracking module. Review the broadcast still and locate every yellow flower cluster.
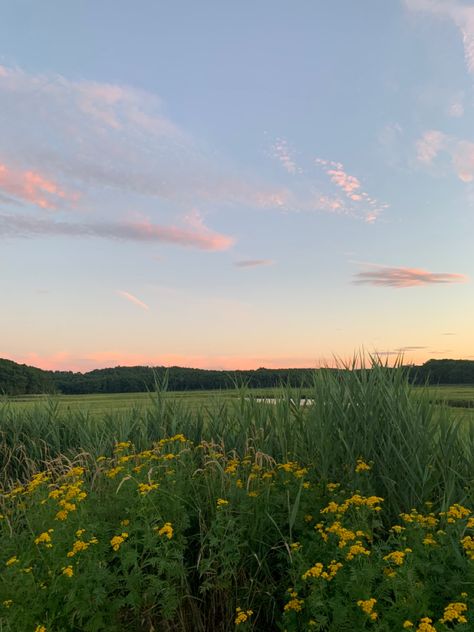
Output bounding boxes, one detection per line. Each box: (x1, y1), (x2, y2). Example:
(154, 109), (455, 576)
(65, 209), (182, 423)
(48, 471), (87, 521)
(5, 556), (19, 567)
(439, 601), (468, 624)
(357, 598), (378, 621)
(67, 534), (98, 558)
(216, 498), (229, 507)
(400, 510), (438, 529)
(157, 522), (173, 539)
(321, 493), (383, 516)
(235, 607), (253, 625)
(110, 532), (129, 551)
(324, 521), (368, 548)
(34, 529), (54, 548)
(105, 466), (124, 479)
(346, 542), (371, 561)
(416, 616), (437, 632)
(461, 535), (474, 560)
(284, 591), (304, 612)
(302, 560), (343, 581)
(355, 458), (372, 473)
(383, 548), (412, 566)
(62, 565), (74, 577)
(137, 482), (159, 495)
(440, 503), (470, 523)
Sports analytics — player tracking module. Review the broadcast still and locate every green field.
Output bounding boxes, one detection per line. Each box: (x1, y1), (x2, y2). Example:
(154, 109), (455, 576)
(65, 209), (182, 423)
(3, 384), (474, 416)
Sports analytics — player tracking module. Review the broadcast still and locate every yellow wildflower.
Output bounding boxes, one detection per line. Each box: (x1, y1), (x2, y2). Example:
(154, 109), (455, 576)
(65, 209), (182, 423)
(403, 622), (414, 629)
(137, 482), (159, 495)
(423, 533), (436, 546)
(2, 600), (13, 608)
(34, 530), (53, 547)
(302, 563), (323, 580)
(235, 607), (253, 625)
(439, 602), (468, 625)
(440, 504), (470, 523)
(461, 535), (474, 560)
(105, 466), (123, 479)
(284, 596), (304, 612)
(346, 541), (370, 561)
(355, 458), (372, 473)
(416, 617), (437, 632)
(157, 522), (173, 539)
(62, 565), (74, 578)
(216, 498), (229, 507)
(383, 549), (411, 566)
(357, 598), (378, 621)
(35, 626), (47, 632)
(6, 556), (19, 567)
(110, 532), (129, 551)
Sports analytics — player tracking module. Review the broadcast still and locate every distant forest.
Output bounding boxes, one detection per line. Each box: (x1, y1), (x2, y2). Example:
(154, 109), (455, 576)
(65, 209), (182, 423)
(1, 357), (474, 396)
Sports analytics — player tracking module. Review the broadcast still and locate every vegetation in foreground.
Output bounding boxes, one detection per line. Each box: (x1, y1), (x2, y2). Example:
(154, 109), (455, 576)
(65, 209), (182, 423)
(1, 362), (474, 631)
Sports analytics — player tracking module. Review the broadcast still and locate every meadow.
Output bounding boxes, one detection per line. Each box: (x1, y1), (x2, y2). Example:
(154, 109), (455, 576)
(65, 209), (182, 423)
(1, 364), (474, 631)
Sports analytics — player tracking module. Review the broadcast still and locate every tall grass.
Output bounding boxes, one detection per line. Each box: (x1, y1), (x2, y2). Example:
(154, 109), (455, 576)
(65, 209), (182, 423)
(1, 359), (473, 520)
(1, 359), (474, 630)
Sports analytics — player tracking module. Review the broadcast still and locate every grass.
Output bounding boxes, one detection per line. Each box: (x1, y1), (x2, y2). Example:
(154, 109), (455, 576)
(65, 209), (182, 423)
(4, 383), (474, 417)
(1, 361), (474, 630)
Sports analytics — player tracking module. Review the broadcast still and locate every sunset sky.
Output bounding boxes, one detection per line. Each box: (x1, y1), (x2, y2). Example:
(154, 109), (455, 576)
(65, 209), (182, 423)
(1, 0), (474, 372)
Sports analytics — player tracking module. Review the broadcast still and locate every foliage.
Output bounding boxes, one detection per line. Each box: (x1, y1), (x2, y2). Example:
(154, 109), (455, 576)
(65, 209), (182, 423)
(0, 360), (474, 630)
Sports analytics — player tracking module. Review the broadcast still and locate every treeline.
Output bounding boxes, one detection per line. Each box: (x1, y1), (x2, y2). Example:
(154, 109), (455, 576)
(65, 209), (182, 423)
(0, 358), (314, 395)
(2, 357), (474, 396)
(409, 359), (474, 385)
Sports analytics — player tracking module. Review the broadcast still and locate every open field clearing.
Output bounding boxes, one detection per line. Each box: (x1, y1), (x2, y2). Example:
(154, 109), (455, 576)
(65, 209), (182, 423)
(3, 383), (474, 416)
(1, 365), (474, 631)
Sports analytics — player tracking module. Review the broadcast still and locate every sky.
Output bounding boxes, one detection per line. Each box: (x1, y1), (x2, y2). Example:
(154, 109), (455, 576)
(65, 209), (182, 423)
(1, 0), (474, 372)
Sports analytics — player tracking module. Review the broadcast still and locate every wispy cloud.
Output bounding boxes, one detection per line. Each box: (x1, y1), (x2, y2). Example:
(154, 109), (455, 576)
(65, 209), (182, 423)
(448, 100), (464, 118)
(405, 0), (474, 74)
(0, 64), (290, 213)
(416, 129), (474, 182)
(234, 259), (275, 268)
(0, 211), (234, 251)
(375, 346), (427, 356)
(0, 160), (77, 209)
(354, 264), (468, 287)
(271, 138), (299, 174)
(116, 290), (149, 310)
(315, 158), (388, 223)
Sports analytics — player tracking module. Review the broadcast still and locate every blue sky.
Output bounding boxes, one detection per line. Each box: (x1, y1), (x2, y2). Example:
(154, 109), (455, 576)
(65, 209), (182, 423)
(1, 0), (473, 371)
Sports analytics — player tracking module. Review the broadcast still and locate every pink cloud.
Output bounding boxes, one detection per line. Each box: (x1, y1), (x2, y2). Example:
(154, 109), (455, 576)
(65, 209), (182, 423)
(416, 130), (447, 164)
(271, 138), (298, 174)
(354, 264), (468, 288)
(0, 212), (234, 251)
(326, 169), (361, 195)
(116, 290), (149, 310)
(0, 161), (76, 209)
(416, 130), (474, 183)
(315, 158), (388, 223)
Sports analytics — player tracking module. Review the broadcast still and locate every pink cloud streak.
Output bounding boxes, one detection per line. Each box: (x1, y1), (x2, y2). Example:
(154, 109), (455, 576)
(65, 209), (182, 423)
(0, 161), (75, 209)
(0, 212), (234, 251)
(354, 265), (468, 288)
(116, 291), (149, 310)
